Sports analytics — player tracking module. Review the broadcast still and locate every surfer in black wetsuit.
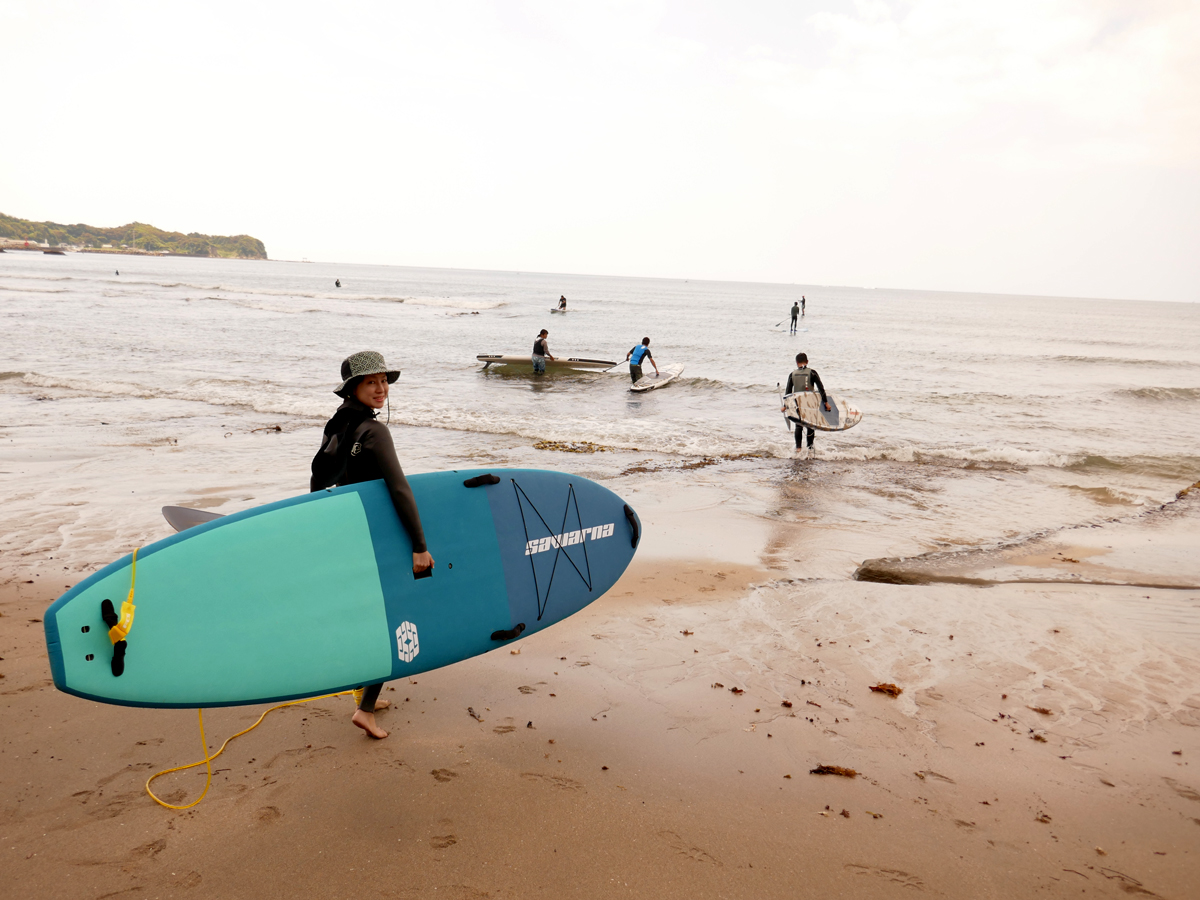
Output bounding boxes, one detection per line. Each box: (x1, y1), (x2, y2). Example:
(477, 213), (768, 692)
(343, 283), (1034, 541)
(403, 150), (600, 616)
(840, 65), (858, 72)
(783, 352), (830, 455)
(801, 295), (806, 316)
(335, 279), (341, 288)
(790, 302), (800, 333)
(558, 295), (567, 310)
(312, 350), (432, 739)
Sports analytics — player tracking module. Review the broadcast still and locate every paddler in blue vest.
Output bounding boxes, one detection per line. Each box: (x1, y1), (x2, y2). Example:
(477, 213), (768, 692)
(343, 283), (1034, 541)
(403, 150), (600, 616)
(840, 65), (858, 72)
(625, 337), (659, 384)
(783, 352), (830, 456)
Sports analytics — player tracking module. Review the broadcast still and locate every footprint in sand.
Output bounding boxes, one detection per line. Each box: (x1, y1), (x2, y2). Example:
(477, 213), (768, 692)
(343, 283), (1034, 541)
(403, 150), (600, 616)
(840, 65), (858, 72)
(521, 772), (583, 792)
(172, 871), (202, 888)
(845, 863), (926, 890)
(256, 806), (282, 825)
(430, 834), (457, 849)
(431, 768), (459, 783)
(657, 830), (722, 866)
(130, 838), (167, 859)
(493, 725), (516, 734)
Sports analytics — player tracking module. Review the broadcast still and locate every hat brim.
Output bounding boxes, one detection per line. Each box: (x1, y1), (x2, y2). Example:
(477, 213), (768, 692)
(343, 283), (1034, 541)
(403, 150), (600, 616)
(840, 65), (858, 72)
(334, 368), (401, 397)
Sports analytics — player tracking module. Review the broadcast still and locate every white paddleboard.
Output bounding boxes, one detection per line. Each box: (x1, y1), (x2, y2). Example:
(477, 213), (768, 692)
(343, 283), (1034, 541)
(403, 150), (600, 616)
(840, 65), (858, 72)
(477, 354), (617, 370)
(783, 391), (862, 431)
(550, 308), (568, 314)
(630, 364), (685, 393)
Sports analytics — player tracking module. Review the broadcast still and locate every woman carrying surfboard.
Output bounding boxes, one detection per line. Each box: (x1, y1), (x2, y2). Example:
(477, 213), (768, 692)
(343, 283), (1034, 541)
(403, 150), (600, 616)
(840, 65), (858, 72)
(311, 350), (433, 739)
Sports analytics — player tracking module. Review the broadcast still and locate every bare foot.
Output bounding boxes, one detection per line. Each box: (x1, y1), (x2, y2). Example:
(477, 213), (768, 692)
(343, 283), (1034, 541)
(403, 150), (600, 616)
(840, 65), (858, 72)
(352, 710), (388, 739)
(372, 699), (390, 711)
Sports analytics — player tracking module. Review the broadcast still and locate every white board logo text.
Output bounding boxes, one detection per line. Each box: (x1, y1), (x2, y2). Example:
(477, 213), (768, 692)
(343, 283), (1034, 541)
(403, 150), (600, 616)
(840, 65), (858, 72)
(525, 523), (615, 556)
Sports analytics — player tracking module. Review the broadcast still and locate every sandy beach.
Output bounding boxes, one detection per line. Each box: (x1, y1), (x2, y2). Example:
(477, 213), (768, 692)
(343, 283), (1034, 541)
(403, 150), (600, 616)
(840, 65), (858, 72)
(4, 476), (1198, 899)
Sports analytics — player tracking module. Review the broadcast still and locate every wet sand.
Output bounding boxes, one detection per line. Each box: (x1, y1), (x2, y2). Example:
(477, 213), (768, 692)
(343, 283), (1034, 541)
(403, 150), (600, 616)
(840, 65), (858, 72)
(4, 485), (1200, 899)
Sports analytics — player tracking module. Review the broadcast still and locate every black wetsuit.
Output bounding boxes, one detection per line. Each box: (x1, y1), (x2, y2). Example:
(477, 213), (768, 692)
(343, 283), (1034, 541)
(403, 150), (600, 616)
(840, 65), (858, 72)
(789, 304), (799, 333)
(785, 366), (828, 449)
(311, 397), (427, 712)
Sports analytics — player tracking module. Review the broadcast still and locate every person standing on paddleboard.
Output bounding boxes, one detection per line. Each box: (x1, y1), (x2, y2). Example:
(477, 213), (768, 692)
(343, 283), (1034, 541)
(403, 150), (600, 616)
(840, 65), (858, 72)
(558, 295), (567, 311)
(532, 329), (556, 374)
(311, 350), (433, 740)
(783, 352), (830, 456)
(790, 301), (800, 334)
(801, 295), (806, 316)
(626, 337), (659, 384)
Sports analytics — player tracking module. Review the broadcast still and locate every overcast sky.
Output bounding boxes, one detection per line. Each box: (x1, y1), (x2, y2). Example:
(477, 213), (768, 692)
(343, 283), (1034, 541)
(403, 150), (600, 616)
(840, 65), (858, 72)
(3, 1), (1197, 301)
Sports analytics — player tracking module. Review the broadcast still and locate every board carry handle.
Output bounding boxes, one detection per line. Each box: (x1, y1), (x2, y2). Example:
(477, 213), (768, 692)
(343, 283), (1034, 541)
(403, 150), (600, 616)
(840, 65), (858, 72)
(490, 622), (526, 641)
(463, 474), (501, 488)
(413, 567), (433, 580)
(624, 504), (640, 549)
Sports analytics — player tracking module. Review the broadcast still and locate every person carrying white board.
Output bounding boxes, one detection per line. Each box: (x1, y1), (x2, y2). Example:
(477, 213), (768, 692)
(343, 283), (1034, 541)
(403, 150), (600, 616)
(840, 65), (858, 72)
(783, 352), (830, 456)
(626, 337), (659, 384)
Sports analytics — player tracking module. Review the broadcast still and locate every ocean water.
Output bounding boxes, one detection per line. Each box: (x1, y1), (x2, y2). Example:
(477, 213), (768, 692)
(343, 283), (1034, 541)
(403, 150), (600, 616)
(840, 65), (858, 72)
(2, 251), (1199, 577)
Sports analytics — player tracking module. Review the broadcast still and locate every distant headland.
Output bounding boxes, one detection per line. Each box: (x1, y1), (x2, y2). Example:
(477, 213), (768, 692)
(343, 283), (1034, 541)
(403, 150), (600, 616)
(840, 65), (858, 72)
(0, 212), (267, 259)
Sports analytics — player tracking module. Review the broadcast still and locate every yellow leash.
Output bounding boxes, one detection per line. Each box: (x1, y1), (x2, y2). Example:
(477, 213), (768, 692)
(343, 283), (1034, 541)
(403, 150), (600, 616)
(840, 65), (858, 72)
(145, 691), (355, 810)
(108, 547), (138, 644)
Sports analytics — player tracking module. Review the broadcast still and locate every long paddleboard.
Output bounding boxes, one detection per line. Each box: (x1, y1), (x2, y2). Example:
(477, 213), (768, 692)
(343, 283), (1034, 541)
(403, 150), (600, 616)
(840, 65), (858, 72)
(44, 469), (642, 709)
(550, 308), (568, 314)
(477, 354), (617, 370)
(630, 363), (685, 393)
(783, 391), (862, 431)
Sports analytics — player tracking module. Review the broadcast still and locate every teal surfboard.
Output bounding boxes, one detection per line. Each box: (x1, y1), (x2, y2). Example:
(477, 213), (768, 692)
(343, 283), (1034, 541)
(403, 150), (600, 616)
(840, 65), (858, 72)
(43, 469), (642, 709)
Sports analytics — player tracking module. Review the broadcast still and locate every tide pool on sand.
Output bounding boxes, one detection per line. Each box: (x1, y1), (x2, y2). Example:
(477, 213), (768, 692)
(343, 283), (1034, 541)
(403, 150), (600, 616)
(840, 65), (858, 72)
(44, 469), (641, 709)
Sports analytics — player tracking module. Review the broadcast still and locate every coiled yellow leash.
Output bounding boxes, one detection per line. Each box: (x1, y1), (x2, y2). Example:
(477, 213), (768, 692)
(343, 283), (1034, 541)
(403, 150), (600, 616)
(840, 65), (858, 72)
(145, 691), (355, 809)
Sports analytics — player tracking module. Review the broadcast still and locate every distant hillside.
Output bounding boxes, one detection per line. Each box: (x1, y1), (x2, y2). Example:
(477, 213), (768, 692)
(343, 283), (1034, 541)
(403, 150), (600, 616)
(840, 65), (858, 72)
(0, 212), (267, 259)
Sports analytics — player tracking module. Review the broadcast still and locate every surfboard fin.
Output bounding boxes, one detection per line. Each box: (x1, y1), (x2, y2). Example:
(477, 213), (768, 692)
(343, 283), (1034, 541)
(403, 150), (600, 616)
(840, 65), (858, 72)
(624, 504), (641, 549)
(111, 640), (127, 677)
(490, 623), (525, 641)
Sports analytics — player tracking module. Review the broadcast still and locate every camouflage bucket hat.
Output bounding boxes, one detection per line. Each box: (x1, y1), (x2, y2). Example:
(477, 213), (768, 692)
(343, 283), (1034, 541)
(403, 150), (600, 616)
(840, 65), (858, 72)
(333, 350), (401, 397)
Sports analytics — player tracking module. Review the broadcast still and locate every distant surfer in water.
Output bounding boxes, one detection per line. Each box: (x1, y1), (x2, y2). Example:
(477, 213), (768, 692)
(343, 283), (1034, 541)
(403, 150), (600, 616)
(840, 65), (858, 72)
(335, 279), (341, 288)
(558, 295), (567, 310)
(532, 329), (555, 374)
(783, 352), (830, 456)
(311, 350), (433, 739)
(801, 295), (806, 317)
(790, 301), (800, 333)
(626, 337), (659, 384)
